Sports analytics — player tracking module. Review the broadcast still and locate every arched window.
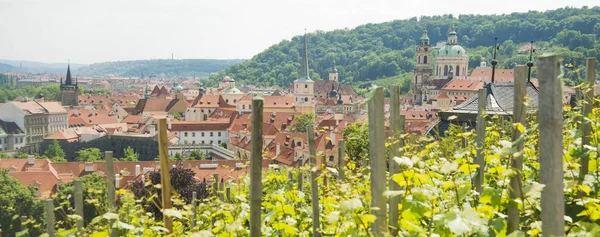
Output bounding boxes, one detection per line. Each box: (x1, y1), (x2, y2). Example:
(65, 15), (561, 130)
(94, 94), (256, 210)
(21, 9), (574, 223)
(456, 65), (460, 76)
(305, 84), (308, 88)
(423, 56), (428, 64)
(444, 65), (448, 76)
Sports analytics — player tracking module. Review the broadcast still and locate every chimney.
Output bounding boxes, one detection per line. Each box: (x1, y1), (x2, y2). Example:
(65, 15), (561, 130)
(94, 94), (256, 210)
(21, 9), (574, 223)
(84, 162), (94, 172)
(135, 165), (141, 177)
(115, 174), (120, 188)
(27, 155), (35, 165)
(276, 143), (281, 156)
(330, 131), (336, 144)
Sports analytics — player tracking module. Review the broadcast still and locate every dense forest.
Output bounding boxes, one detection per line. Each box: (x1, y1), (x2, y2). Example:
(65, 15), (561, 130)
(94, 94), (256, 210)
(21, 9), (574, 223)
(208, 6), (600, 89)
(75, 59), (244, 78)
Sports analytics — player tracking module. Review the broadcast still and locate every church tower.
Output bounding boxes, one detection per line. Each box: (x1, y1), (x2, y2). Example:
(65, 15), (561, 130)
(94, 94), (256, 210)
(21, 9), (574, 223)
(413, 28), (433, 105)
(328, 60), (338, 82)
(294, 32), (315, 114)
(60, 65), (78, 106)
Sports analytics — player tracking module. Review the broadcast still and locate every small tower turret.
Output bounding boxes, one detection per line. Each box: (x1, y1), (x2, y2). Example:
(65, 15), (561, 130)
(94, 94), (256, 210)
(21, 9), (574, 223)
(328, 60), (338, 82)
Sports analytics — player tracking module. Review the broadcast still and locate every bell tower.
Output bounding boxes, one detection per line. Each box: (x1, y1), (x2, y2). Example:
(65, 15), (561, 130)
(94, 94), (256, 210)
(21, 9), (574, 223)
(413, 28), (433, 105)
(60, 64), (79, 106)
(294, 31), (315, 114)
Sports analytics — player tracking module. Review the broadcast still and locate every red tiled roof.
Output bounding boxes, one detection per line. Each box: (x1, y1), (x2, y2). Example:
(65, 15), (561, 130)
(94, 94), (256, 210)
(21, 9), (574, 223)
(469, 68), (514, 83)
(170, 120), (230, 131)
(442, 80), (485, 91)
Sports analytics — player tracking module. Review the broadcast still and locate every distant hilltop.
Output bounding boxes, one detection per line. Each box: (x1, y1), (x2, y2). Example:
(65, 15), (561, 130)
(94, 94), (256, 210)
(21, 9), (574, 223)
(0, 59), (245, 78)
(75, 59), (245, 78)
(0, 59), (87, 74)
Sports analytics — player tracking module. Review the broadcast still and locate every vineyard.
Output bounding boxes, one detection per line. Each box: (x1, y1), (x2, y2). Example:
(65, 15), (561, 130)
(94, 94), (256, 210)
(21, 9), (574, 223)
(5, 56), (600, 236)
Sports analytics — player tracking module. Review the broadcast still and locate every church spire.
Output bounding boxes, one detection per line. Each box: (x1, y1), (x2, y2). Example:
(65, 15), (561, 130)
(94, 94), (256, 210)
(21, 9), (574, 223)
(65, 64), (73, 85)
(144, 83), (150, 99)
(296, 29), (312, 82)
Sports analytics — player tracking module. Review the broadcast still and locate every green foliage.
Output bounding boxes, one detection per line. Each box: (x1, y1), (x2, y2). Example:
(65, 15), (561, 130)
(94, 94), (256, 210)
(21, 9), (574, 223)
(210, 6), (600, 87)
(75, 59), (244, 77)
(121, 146), (139, 161)
(172, 112), (183, 120)
(0, 84), (62, 102)
(342, 120), (370, 163)
(11, 103), (600, 236)
(76, 148), (102, 162)
(187, 149), (205, 160)
(30, 136), (159, 162)
(12, 152), (30, 159)
(0, 169), (44, 237)
(53, 174), (108, 226)
(44, 140), (66, 162)
(290, 113), (315, 133)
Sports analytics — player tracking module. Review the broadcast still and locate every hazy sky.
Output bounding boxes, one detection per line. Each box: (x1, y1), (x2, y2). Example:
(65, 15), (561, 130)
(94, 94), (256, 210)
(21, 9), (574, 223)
(1, 0), (597, 64)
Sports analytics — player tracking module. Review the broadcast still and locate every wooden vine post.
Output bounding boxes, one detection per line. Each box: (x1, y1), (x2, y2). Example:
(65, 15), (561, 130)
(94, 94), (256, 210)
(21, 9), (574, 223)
(474, 88), (487, 196)
(389, 85), (404, 235)
(226, 187), (231, 203)
(368, 86), (388, 236)
(538, 55), (564, 236)
(192, 191), (197, 228)
(298, 159), (304, 192)
(104, 151), (118, 237)
(213, 173), (219, 198)
(508, 65), (527, 233)
(580, 57), (596, 181)
(158, 118), (173, 233)
(338, 139), (345, 181)
(307, 125), (321, 237)
(74, 179), (84, 232)
(219, 179), (225, 201)
(288, 170), (294, 191)
(45, 199), (55, 237)
(249, 97), (264, 237)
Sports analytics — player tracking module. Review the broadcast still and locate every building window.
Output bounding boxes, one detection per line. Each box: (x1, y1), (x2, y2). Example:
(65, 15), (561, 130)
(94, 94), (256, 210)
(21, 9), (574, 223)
(201, 132), (205, 137)
(418, 56), (421, 64)
(444, 65), (448, 76)
(424, 56), (428, 64)
(329, 156), (334, 162)
(456, 65), (460, 76)
(184, 132), (188, 137)
(210, 140), (214, 144)
(192, 132), (195, 137)
(243, 105), (245, 109)
(210, 132), (213, 137)
(218, 132), (221, 136)
(305, 85), (308, 88)
(218, 140), (221, 144)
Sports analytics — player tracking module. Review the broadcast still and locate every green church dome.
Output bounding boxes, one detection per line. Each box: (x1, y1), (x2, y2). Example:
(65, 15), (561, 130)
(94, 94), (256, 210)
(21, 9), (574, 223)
(438, 44), (467, 57)
(223, 87), (242, 94)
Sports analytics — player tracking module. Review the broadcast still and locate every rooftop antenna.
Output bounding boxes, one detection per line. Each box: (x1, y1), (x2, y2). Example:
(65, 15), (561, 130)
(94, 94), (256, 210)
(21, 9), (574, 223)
(527, 41), (535, 84)
(491, 38), (499, 83)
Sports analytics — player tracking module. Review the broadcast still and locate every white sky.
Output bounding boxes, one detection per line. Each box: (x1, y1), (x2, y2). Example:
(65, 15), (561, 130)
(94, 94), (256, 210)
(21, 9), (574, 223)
(0, 0), (597, 64)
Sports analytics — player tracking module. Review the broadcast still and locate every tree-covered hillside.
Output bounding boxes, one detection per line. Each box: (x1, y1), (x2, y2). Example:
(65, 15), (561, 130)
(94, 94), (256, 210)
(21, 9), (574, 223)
(76, 59), (244, 78)
(209, 6), (600, 88)
(0, 63), (17, 73)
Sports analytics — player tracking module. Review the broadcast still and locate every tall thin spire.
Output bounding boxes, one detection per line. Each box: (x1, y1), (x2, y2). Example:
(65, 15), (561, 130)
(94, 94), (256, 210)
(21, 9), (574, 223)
(527, 41), (535, 85)
(144, 82), (150, 99)
(65, 64), (73, 86)
(491, 37), (499, 83)
(298, 29), (312, 81)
